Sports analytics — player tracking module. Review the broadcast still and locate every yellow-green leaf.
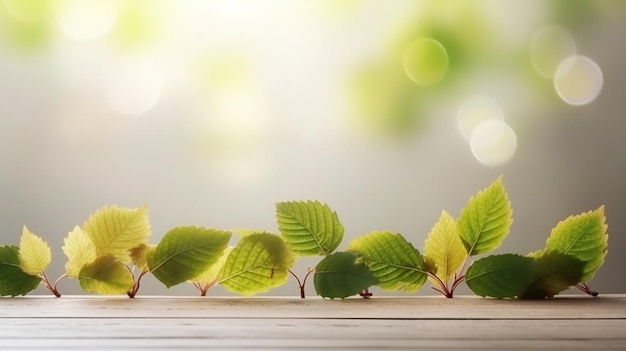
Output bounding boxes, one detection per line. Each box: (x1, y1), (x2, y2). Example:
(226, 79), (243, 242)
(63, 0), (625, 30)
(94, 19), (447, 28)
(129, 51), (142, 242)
(18, 226), (51, 276)
(129, 244), (154, 271)
(189, 246), (233, 288)
(83, 205), (151, 263)
(544, 206), (608, 282)
(63, 226), (97, 277)
(231, 228), (267, 237)
(218, 233), (296, 295)
(423, 211), (466, 283)
(458, 176), (513, 256)
(78, 255), (135, 295)
(276, 200), (344, 256)
(148, 226), (231, 288)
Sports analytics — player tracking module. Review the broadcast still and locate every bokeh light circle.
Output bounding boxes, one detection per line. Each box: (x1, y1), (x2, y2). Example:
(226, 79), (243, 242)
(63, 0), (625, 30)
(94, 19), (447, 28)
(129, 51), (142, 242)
(102, 58), (163, 116)
(56, 0), (118, 41)
(530, 26), (577, 78)
(457, 95), (504, 142)
(403, 38), (449, 86)
(470, 120), (517, 166)
(554, 55), (603, 106)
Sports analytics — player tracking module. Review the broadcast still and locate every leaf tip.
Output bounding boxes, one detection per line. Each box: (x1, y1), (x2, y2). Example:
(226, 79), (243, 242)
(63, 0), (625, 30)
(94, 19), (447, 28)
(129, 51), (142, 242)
(594, 205), (605, 217)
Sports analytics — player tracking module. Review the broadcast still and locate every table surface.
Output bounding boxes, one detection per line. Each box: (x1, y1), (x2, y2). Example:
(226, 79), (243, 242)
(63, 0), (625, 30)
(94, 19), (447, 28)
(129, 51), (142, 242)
(1, 294), (624, 350)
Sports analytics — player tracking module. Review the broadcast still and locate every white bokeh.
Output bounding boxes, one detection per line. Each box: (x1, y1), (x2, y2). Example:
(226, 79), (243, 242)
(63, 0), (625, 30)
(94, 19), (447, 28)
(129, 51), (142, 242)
(554, 55), (603, 106)
(470, 120), (517, 166)
(457, 95), (504, 142)
(55, 0), (118, 41)
(102, 57), (163, 116)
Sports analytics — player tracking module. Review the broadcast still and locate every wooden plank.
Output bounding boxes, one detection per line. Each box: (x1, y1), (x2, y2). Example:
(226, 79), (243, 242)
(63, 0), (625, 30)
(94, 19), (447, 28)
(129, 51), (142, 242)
(0, 338), (624, 350)
(2, 318), (625, 339)
(1, 295), (624, 319)
(0, 296), (624, 350)
(1, 318), (625, 350)
(0, 318), (625, 350)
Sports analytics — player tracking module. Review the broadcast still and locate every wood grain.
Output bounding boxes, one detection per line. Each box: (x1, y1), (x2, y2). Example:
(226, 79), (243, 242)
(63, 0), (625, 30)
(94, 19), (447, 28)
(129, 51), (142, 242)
(1, 295), (624, 350)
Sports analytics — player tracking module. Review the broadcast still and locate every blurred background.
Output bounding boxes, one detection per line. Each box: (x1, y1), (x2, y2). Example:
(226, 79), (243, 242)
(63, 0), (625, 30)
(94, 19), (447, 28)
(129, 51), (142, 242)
(1, 0), (624, 297)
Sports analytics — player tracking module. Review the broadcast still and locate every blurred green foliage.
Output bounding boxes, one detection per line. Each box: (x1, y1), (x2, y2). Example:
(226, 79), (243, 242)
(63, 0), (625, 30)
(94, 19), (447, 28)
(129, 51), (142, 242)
(0, 0), (54, 52)
(347, 0), (624, 137)
(110, 1), (163, 52)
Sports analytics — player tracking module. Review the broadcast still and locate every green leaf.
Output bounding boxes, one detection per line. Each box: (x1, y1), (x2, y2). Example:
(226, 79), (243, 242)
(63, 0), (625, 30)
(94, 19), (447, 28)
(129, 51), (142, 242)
(63, 226), (97, 277)
(314, 251), (377, 299)
(276, 200), (344, 256)
(544, 206), (608, 282)
(423, 211), (466, 283)
(18, 226), (52, 276)
(520, 251), (585, 299)
(148, 226), (231, 288)
(0, 246), (42, 296)
(465, 254), (536, 298)
(78, 255), (135, 295)
(82, 205), (151, 263)
(458, 176), (512, 256)
(349, 231), (427, 293)
(218, 233), (295, 295)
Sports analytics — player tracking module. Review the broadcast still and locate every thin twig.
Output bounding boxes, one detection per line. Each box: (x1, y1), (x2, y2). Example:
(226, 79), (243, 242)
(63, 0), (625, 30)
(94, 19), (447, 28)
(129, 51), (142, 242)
(427, 272), (451, 298)
(41, 272), (61, 298)
(450, 274), (465, 294)
(576, 282), (599, 297)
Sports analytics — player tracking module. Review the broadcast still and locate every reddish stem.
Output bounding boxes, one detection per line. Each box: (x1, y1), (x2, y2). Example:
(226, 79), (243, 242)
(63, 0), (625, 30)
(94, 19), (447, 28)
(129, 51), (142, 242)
(431, 286), (446, 296)
(576, 282), (599, 297)
(41, 272), (62, 298)
(427, 272), (452, 298)
(198, 280), (217, 296)
(288, 270), (304, 298)
(450, 274), (466, 295)
(127, 270), (148, 298)
(358, 288), (373, 299)
(289, 268), (315, 298)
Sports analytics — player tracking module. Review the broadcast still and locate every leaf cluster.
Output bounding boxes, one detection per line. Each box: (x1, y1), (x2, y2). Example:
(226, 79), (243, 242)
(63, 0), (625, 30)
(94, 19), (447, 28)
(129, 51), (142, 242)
(0, 176), (609, 299)
(0, 206), (295, 297)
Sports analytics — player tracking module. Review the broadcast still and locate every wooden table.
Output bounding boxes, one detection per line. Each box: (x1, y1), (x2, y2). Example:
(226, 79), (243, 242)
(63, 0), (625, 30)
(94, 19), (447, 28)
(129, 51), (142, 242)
(1, 295), (624, 350)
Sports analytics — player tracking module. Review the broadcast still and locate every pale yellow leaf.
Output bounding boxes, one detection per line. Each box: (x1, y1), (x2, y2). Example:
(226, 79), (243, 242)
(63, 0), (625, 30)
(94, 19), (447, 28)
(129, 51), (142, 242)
(63, 226), (97, 277)
(424, 210), (467, 283)
(83, 205), (151, 263)
(18, 226), (52, 276)
(129, 244), (155, 271)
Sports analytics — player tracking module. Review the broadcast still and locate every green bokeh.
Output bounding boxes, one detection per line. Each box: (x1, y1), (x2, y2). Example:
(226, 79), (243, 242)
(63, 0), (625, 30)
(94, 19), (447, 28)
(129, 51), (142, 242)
(403, 38), (449, 86)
